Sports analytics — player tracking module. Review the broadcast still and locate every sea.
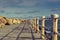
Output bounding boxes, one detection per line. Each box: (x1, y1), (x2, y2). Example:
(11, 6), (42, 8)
(39, 20), (60, 40)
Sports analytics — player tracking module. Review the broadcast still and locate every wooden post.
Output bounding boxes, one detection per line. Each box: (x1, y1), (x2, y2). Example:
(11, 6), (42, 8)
(51, 14), (59, 40)
(41, 16), (45, 40)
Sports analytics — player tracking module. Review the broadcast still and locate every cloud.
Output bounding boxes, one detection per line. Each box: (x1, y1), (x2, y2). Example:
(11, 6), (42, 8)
(0, 0), (60, 8)
(48, 0), (60, 2)
(47, 0), (59, 4)
(0, 0), (40, 7)
(28, 10), (40, 13)
(14, 0), (40, 7)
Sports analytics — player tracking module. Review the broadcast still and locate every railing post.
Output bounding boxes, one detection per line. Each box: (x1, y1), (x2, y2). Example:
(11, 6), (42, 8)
(41, 16), (45, 40)
(36, 18), (40, 32)
(51, 14), (59, 40)
(35, 18), (37, 32)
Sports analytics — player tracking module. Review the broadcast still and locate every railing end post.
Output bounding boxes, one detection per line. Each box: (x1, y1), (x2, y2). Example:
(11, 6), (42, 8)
(51, 14), (59, 19)
(42, 16), (45, 19)
(51, 14), (59, 40)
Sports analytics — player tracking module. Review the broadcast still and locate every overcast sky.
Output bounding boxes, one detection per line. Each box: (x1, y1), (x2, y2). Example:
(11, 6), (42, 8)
(0, 0), (60, 18)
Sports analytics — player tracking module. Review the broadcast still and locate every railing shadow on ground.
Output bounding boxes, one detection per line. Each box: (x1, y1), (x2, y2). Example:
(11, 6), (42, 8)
(30, 27), (35, 40)
(0, 23), (23, 40)
(16, 23), (25, 40)
(16, 21), (40, 40)
(28, 21), (41, 40)
(30, 26), (41, 40)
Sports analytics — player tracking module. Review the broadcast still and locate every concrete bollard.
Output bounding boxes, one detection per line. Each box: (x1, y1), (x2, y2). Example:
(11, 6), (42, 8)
(41, 16), (45, 40)
(51, 14), (59, 40)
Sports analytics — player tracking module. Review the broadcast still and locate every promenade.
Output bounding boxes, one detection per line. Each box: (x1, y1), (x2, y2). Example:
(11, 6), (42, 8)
(0, 21), (40, 40)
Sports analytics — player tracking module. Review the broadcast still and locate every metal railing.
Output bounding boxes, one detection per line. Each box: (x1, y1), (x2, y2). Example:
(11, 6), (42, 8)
(30, 14), (59, 40)
(39, 14), (59, 40)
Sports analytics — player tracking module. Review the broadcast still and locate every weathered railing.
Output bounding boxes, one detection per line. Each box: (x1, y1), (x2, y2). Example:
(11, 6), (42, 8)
(29, 14), (59, 40)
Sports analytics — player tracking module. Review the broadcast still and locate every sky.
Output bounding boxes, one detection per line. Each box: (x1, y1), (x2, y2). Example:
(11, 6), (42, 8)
(0, 0), (60, 18)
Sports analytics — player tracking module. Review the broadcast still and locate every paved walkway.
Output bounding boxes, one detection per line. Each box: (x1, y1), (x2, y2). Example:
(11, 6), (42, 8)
(0, 21), (40, 40)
